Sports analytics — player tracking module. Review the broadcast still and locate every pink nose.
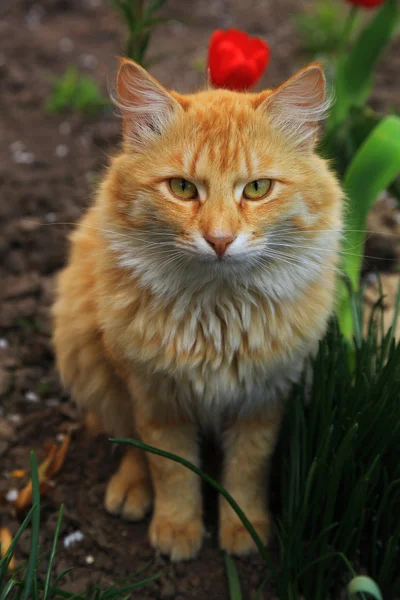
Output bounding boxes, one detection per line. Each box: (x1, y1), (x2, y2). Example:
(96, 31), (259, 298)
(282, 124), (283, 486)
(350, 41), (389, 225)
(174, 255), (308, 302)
(204, 233), (235, 257)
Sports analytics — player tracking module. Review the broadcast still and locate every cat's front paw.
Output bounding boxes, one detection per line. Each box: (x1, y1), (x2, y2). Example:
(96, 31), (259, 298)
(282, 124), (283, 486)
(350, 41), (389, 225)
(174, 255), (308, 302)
(149, 515), (204, 561)
(219, 516), (270, 556)
(105, 471), (152, 521)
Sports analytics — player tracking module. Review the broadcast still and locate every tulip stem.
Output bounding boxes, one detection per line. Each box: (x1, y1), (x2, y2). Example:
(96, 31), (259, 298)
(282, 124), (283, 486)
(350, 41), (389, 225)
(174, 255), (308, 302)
(338, 5), (358, 61)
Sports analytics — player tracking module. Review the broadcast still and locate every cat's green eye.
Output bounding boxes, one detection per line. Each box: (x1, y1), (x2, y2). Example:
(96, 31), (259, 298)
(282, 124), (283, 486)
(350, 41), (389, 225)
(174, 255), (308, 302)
(169, 178), (198, 200)
(243, 179), (272, 200)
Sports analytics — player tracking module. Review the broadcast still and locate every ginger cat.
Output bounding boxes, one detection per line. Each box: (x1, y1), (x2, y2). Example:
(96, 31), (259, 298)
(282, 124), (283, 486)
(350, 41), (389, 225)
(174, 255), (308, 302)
(53, 59), (343, 561)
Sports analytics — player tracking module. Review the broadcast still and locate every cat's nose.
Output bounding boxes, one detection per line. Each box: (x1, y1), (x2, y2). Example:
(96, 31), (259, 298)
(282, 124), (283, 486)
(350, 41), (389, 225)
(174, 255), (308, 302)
(204, 233), (235, 257)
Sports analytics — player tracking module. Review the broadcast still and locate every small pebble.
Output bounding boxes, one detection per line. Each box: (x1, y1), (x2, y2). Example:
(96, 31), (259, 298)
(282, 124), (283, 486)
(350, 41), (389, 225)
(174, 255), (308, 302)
(59, 38), (74, 53)
(6, 488), (19, 502)
(85, 555), (95, 564)
(25, 391), (39, 403)
(0, 338), (9, 349)
(8, 414), (22, 425)
(13, 150), (35, 164)
(55, 144), (69, 158)
(80, 53), (97, 70)
(64, 530), (84, 549)
(9, 141), (24, 152)
(44, 212), (57, 223)
(59, 121), (71, 136)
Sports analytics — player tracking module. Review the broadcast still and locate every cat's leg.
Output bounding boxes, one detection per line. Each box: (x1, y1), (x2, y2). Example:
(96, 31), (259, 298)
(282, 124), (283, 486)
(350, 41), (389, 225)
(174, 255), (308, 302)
(219, 406), (283, 555)
(130, 379), (204, 561)
(53, 263), (154, 520)
(105, 446), (153, 521)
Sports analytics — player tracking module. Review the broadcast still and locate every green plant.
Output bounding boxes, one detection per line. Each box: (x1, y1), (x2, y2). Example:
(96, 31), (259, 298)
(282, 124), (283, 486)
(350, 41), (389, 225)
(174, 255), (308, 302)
(274, 315), (400, 599)
(348, 576), (383, 600)
(114, 293), (400, 599)
(111, 0), (169, 66)
(294, 0), (351, 58)
(316, 0), (400, 340)
(46, 67), (110, 115)
(0, 452), (161, 599)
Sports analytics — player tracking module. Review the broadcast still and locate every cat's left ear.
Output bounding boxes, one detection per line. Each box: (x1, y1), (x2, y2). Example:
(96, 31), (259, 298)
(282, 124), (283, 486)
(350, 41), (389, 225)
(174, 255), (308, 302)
(116, 58), (183, 148)
(256, 63), (330, 150)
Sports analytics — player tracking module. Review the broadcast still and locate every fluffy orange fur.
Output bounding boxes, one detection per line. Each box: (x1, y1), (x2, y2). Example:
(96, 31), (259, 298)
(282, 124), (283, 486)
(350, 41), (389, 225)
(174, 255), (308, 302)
(53, 59), (343, 560)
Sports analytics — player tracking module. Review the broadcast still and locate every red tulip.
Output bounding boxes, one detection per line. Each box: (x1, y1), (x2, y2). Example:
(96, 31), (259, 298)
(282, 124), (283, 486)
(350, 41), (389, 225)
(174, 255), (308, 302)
(347, 0), (386, 7)
(207, 29), (270, 92)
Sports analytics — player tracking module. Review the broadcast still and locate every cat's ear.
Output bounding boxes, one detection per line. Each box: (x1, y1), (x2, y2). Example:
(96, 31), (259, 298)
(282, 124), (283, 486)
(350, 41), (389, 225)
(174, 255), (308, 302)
(256, 63), (330, 150)
(116, 58), (183, 148)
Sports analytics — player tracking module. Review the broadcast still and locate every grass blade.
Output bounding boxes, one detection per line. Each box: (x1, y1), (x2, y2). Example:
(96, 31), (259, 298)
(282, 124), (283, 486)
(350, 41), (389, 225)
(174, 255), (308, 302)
(348, 576), (383, 600)
(0, 580), (18, 600)
(224, 554), (243, 600)
(111, 438), (271, 566)
(43, 504), (64, 600)
(22, 452), (41, 600)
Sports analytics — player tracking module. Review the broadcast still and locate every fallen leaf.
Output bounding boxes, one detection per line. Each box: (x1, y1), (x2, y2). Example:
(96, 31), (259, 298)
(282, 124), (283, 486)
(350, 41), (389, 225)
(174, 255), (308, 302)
(14, 433), (71, 511)
(10, 469), (26, 478)
(47, 433), (70, 478)
(0, 527), (16, 570)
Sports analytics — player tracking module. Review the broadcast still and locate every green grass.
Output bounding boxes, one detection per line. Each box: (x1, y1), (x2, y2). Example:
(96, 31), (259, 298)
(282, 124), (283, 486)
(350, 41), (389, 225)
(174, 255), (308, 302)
(46, 67), (110, 115)
(0, 452), (161, 599)
(272, 314), (400, 599)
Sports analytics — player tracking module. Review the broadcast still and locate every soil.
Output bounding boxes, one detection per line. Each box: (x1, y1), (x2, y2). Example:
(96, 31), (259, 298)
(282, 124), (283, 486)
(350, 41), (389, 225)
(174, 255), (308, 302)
(0, 0), (399, 598)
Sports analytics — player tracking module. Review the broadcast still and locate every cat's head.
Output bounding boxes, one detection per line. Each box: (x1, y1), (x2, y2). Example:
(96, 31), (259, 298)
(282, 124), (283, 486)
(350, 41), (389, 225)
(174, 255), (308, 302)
(103, 59), (342, 299)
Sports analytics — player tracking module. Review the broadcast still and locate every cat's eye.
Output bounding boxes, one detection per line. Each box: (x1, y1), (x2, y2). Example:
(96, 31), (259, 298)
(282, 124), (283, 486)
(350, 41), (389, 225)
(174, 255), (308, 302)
(243, 179), (272, 200)
(169, 178), (198, 200)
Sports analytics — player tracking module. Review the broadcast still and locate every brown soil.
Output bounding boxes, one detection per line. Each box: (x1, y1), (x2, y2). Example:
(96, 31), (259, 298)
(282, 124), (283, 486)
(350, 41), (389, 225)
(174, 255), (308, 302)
(1, 1), (399, 598)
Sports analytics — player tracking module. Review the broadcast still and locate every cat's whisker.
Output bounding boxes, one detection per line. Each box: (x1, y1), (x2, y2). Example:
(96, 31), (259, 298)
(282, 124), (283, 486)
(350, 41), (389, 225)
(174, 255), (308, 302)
(268, 225), (400, 239)
(266, 242), (399, 262)
(255, 250), (345, 277)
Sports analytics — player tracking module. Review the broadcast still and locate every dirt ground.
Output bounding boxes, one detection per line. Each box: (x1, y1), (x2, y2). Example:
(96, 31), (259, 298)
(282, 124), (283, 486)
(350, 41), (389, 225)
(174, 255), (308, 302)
(1, 1), (399, 598)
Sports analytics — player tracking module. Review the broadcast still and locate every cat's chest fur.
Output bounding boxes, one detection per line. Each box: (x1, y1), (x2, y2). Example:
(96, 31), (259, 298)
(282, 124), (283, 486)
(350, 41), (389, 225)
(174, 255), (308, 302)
(102, 280), (325, 411)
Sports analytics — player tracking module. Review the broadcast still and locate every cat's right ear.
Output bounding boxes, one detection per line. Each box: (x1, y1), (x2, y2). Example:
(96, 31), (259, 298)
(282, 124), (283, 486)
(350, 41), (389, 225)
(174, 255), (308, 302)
(116, 59), (183, 148)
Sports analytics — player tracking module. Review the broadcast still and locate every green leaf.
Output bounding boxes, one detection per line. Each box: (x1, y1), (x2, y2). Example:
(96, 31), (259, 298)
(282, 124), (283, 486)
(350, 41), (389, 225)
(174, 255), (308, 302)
(144, 0), (168, 19)
(43, 505), (64, 600)
(22, 452), (40, 600)
(137, 31), (151, 64)
(224, 554), (243, 600)
(0, 580), (18, 600)
(338, 115), (400, 338)
(348, 576), (383, 600)
(330, 0), (398, 127)
(0, 507), (34, 574)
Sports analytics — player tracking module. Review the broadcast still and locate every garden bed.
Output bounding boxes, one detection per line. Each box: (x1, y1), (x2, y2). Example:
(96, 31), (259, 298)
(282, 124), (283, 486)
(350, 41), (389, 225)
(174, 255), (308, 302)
(1, 0), (400, 598)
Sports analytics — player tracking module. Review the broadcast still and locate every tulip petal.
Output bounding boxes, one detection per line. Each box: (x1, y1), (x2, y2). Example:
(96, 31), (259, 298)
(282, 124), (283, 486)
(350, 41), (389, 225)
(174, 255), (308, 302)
(207, 28), (270, 91)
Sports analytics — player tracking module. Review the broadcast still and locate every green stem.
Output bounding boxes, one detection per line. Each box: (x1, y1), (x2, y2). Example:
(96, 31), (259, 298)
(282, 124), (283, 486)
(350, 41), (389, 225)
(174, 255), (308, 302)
(338, 5), (358, 61)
